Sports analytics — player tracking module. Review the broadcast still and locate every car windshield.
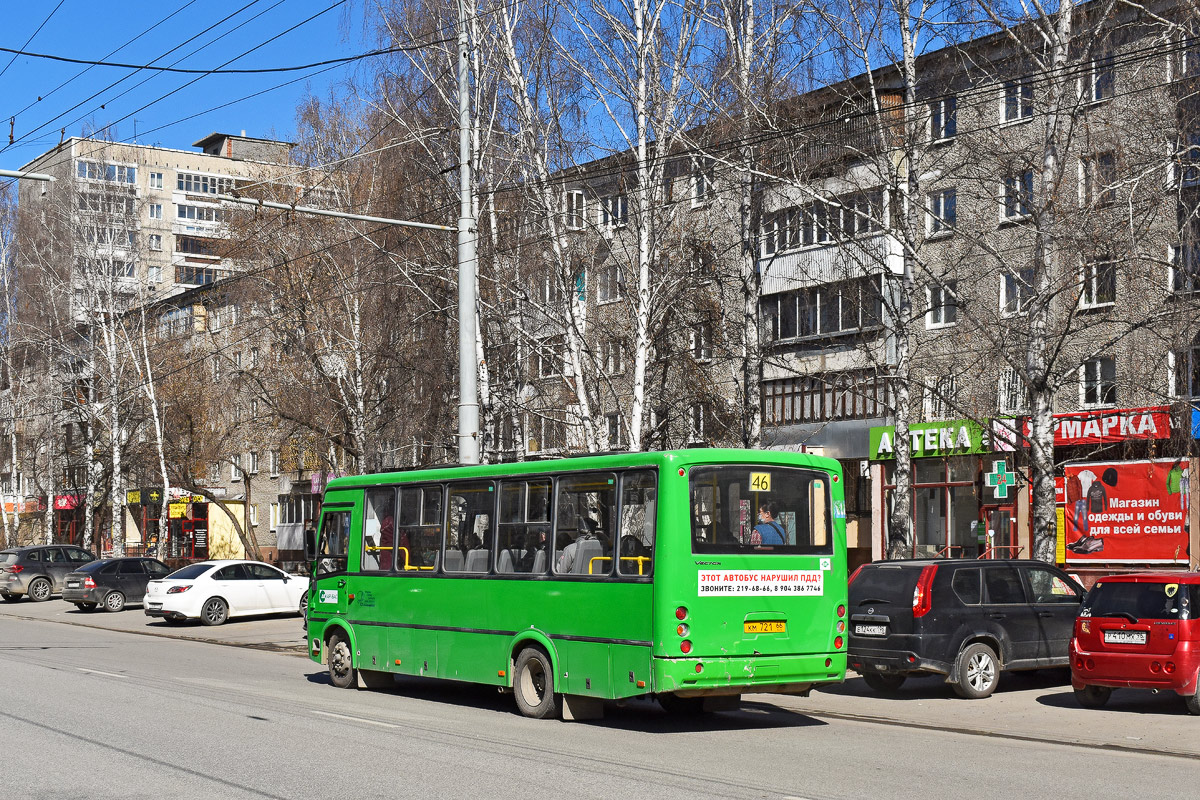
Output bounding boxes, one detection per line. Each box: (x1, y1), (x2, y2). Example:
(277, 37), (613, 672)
(1084, 581), (1196, 621)
(689, 465), (833, 555)
(0, 551), (17, 566)
(165, 563), (216, 580)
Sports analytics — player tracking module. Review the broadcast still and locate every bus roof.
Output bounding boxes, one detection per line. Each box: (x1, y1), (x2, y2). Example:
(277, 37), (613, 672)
(323, 448), (841, 491)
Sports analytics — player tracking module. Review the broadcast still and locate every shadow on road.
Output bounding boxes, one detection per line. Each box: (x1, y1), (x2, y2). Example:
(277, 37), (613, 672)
(301, 670), (827, 731)
(1035, 687), (1189, 716)
(815, 668), (1073, 701)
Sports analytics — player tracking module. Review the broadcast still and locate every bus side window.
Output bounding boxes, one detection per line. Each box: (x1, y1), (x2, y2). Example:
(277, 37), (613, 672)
(396, 485), (439, 571)
(553, 473), (615, 577)
(445, 481), (494, 574)
(363, 489), (396, 572)
(618, 470), (656, 576)
(810, 479), (828, 547)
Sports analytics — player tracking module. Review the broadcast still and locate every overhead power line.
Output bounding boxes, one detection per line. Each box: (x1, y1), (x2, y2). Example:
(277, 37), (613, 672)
(0, 40), (452, 75)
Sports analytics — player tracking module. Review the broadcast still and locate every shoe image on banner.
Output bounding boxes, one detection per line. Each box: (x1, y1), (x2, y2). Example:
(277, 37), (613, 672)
(1066, 535), (1105, 554)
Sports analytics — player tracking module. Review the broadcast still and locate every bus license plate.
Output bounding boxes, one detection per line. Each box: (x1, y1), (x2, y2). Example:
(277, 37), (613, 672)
(744, 621), (786, 634)
(854, 624), (887, 637)
(1103, 630), (1147, 645)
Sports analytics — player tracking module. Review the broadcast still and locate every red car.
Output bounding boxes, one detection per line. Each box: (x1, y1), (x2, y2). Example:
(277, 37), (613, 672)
(1070, 572), (1200, 714)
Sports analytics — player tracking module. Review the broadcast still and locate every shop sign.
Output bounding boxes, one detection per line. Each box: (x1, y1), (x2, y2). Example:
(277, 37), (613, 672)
(1062, 459), (1189, 564)
(54, 495), (81, 510)
(168, 502), (189, 519)
(126, 490), (141, 505)
(869, 419), (986, 460)
(1192, 409), (1200, 439)
(1009, 406), (1171, 448)
(984, 460), (1017, 499)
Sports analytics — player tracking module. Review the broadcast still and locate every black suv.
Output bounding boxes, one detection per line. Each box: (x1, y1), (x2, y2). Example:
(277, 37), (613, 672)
(1, 545), (97, 602)
(848, 559), (1084, 699)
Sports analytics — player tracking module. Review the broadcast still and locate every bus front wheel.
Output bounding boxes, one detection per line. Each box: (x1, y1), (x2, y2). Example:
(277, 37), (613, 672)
(328, 632), (359, 690)
(513, 647), (559, 719)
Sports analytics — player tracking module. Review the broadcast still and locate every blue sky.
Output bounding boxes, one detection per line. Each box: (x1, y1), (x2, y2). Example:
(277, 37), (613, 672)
(0, 1), (368, 171)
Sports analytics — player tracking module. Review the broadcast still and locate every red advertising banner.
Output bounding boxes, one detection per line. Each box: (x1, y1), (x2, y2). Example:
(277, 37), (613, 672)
(1063, 459), (1190, 564)
(53, 495), (81, 510)
(1019, 406), (1171, 447)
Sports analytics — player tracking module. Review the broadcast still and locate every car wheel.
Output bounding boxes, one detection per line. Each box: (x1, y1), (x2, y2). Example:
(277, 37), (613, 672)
(298, 593), (308, 617)
(1186, 673), (1200, 716)
(200, 597), (229, 626)
(1074, 685), (1112, 709)
(861, 671), (907, 693)
(28, 578), (52, 602)
(103, 591), (126, 613)
(513, 646), (559, 719)
(327, 632), (359, 689)
(953, 642), (1000, 699)
(75, 602), (97, 612)
(1, 592), (20, 602)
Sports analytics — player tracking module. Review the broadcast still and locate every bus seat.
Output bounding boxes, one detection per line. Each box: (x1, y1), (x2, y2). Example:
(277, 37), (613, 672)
(496, 549), (516, 574)
(443, 550), (464, 572)
(465, 548), (489, 573)
(532, 549), (547, 574)
(574, 538), (607, 575)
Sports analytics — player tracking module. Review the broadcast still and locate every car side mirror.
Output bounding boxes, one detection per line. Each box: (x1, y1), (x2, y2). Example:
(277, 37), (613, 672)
(304, 529), (317, 562)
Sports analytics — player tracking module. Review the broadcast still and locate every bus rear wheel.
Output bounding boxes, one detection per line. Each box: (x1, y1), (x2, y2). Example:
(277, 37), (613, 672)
(328, 632), (359, 689)
(513, 647), (558, 719)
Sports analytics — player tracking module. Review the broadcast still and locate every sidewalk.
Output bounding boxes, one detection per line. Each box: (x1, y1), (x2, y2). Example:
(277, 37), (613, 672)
(0, 596), (308, 654)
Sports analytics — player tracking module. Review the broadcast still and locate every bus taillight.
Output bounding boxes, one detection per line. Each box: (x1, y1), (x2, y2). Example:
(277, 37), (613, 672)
(837, 604), (846, 617)
(680, 640), (693, 654)
(834, 636), (844, 649)
(676, 624), (689, 637)
(675, 606), (688, 620)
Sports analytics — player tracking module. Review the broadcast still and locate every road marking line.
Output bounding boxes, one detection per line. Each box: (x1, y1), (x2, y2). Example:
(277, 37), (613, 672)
(312, 710), (399, 728)
(77, 668), (127, 679)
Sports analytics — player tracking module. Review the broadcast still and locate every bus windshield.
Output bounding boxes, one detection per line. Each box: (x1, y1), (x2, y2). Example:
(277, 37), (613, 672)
(690, 465), (832, 555)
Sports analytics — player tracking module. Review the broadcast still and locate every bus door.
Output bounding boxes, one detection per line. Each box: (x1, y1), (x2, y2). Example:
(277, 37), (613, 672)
(314, 509), (352, 616)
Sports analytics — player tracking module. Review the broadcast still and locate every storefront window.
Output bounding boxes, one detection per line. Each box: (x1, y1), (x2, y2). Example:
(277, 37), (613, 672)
(884, 456), (995, 559)
(949, 484), (980, 558)
(916, 460), (945, 484)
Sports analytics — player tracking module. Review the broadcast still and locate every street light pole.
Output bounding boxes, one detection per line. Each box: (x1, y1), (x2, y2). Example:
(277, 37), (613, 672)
(456, 0), (480, 465)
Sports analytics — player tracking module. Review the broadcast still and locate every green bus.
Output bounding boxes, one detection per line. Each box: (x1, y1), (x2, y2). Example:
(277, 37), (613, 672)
(304, 448), (848, 720)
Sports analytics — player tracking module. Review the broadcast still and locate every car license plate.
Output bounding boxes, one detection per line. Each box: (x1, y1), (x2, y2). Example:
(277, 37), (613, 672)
(744, 621), (786, 634)
(855, 624), (887, 637)
(66, 580), (79, 588)
(1103, 630), (1147, 645)
(148, 603), (162, 611)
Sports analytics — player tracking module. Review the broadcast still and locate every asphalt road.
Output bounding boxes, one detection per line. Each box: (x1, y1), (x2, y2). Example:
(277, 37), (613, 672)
(1, 605), (1197, 799)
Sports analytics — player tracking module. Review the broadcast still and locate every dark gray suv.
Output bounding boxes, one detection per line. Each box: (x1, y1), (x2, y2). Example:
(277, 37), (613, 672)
(1, 545), (97, 602)
(848, 559), (1084, 699)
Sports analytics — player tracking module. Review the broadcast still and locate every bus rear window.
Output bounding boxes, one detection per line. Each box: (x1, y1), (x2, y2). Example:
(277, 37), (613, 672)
(690, 465), (832, 555)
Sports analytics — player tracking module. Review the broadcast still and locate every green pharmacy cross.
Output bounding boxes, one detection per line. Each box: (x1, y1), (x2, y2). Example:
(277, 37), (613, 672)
(984, 460), (1017, 500)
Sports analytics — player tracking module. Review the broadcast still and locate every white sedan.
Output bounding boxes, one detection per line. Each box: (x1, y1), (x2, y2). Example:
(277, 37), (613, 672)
(144, 560), (309, 626)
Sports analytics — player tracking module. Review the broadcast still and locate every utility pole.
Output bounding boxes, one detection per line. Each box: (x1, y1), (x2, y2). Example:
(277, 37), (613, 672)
(456, 0), (480, 465)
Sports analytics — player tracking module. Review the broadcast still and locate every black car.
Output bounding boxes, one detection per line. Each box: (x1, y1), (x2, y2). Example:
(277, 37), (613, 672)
(847, 559), (1084, 699)
(0, 545), (97, 602)
(61, 557), (172, 612)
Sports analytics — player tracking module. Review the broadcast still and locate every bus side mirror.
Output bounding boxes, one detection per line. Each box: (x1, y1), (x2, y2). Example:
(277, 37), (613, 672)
(304, 529), (317, 562)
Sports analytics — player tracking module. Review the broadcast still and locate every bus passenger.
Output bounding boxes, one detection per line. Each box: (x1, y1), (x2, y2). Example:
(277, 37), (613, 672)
(750, 501), (786, 546)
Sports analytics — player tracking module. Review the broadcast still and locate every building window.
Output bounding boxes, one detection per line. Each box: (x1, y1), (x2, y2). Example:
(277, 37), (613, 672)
(249, 452), (259, 474)
(998, 366), (1028, 414)
(149, 172), (163, 190)
(148, 234), (163, 251)
(1001, 268), (1034, 316)
(208, 462), (221, 482)
(691, 157), (714, 207)
(762, 370), (892, 425)
(249, 504), (259, 527)
(926, 281), (958, 328)
(177, 172), (234, 195)
(76, 160), (136, 183)
(148, 204), (163, 220)
(564, 190), (585, 230)
(606, 413), (625, 449)
(688, 402), (707, 442)
(250, 398), (258, 416)
(603, 339), (623, 375)
(270, 450), (281, 477)
(928, 188), (956, 235)
(923, 376), (957, 420)
(931, 95), (957, 140)
(600, 193), (628, 228)
(148, 265), (162, 284)
(597, 263), (621, 303)
(1002, 78), (1033, 123)
(1171, 244), (1200, 293)
(177, 204), (224, 224)
(1178, 31), (1200, 79)
(251, 348), (260, 368)
(1171, 335), (1200, 398)
(761, 275), (883, 341)
(211, 357), (221, 381)
(1001, 170), (1033, 221)
(535, 339), (562, 379)
(233, 351), (242, 369)
(1080, 258), (1116, 308)
(231, 454), (243, 481)
(760, 213), (780, 257)
(691, 322), (713, 361)
(1081, 153), (1116, 207)
(1080, 357), (1117, 407)
(1080, 54), (1115, 103)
